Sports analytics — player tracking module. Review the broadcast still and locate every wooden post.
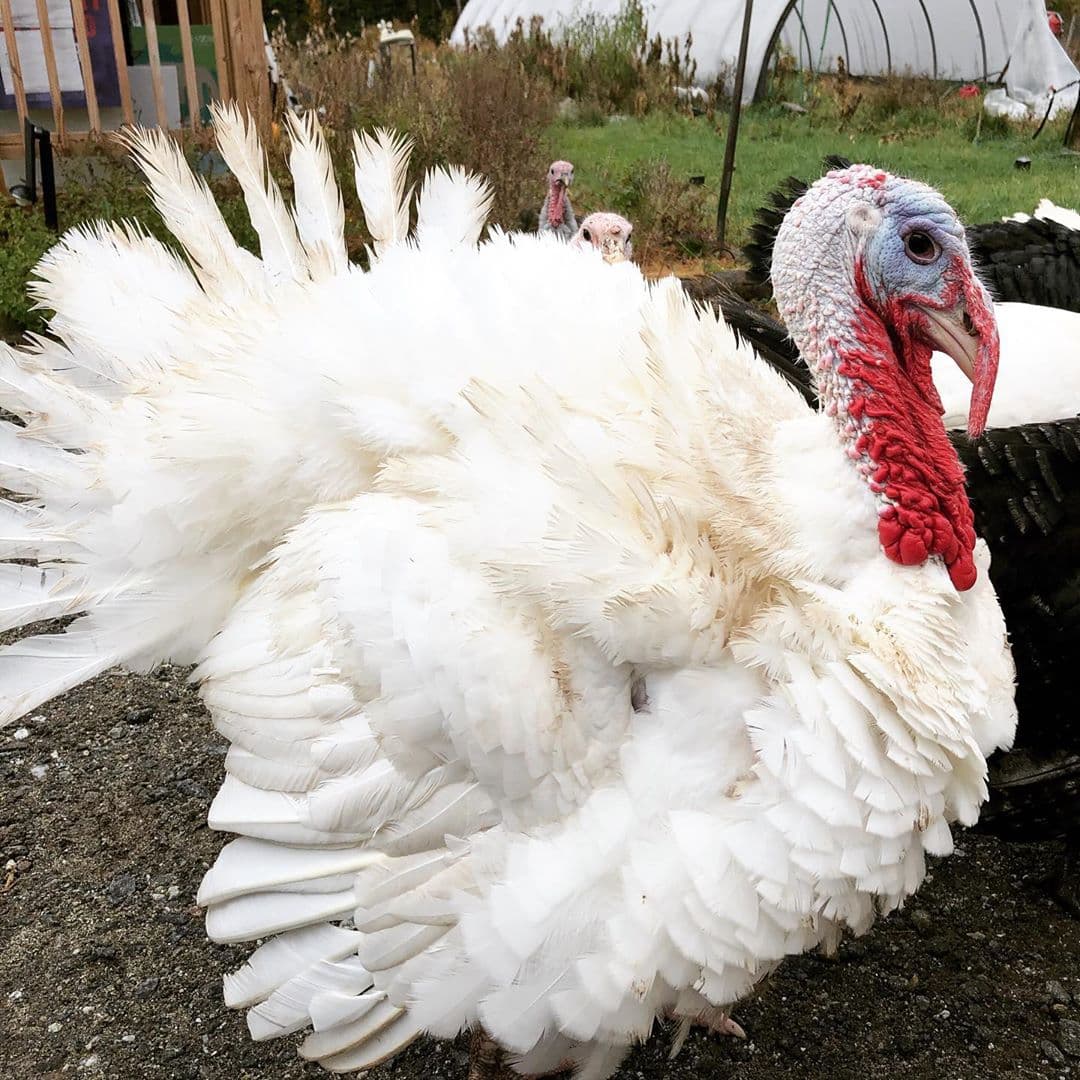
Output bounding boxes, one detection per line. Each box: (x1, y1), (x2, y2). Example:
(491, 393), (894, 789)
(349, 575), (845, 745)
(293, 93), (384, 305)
(716, 0), (754, 249)
(0, 0), (29, 134)
(244, 0), (269, 131)
(105, 0), (134, 124)
(70, 0), (101, 134)
(140, 0), (168, 128)
(34, 0), (66, 144)
(224, 0), (269, 132)
(176, 0), (201, 127)
(207, 0), (233, 103)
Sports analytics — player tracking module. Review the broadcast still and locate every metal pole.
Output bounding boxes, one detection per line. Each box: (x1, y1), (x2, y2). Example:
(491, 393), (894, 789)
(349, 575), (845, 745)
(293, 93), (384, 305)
(716, 0), (754, 248)
(37, 127), (57, 231)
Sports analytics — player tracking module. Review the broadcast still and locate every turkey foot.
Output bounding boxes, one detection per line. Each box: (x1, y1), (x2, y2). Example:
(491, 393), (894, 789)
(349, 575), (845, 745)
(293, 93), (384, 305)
(668, 1004), (746, 1040)
(468, 1028), (517, 1080)
(467, 1029), (575, 1080)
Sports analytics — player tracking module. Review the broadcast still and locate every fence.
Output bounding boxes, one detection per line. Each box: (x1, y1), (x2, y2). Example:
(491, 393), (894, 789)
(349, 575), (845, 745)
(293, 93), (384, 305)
(0, 0), (270, 192)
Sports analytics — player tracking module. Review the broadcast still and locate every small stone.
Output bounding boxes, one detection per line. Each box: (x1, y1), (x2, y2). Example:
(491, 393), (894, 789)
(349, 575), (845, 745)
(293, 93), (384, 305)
(1044, 1040), (1068, 1066)
(1058, 1017), (1080, 1058)
(175, 778), (206, 799)
(121, 1034), (136, 1043)
(7, 989), (23, 1002)
(106, 872), (138, 905)
(125, 706), (153, 725)
(1049, 981), (1073, 1007)
(47, 1021), (62, 1033)
(12, 727), (28, 740)
(1054, 1003), (1070, 1016)
(132, 976), (159, 999)
(167, 885), (181, 900)
(910, 909), (932, 931)
(30, 764), (48, 780)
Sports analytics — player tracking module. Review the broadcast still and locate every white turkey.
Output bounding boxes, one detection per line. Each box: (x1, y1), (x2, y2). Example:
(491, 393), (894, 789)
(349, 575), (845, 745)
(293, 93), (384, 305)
(708, 163), (1080, 914)
(571, 211), (633, 263)
(1007, 197), (1080, 232)
(0, 111), (1015, 1077)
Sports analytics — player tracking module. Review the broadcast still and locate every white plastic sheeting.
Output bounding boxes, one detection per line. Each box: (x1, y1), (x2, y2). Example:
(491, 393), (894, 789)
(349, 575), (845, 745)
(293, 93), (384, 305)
(983, 0), (1078, 121)
(452, 0), (1078, 108)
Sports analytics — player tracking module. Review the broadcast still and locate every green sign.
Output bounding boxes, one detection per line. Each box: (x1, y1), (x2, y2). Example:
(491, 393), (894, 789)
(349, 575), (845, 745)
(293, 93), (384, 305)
(130, 25), (220, 125)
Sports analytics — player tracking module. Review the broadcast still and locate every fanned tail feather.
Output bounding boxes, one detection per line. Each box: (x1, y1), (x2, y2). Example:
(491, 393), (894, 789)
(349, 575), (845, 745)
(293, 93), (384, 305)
(0, 110), (373, 729)
(286, 110), (348, 279)
(352, 127), (413, 258)
(414, 165), (494, 252)
(118, 125), (263, 298)
(210, 102), (307, 282)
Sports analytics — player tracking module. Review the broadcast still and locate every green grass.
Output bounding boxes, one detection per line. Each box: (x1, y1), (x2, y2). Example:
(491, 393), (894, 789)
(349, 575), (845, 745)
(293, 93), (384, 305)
(551, 108), (1080, 254)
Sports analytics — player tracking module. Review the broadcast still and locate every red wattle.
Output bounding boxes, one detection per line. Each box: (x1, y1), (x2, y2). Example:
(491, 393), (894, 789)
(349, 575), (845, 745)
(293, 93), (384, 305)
(842, 274), (978, 591)
(547, 182), (564, 228)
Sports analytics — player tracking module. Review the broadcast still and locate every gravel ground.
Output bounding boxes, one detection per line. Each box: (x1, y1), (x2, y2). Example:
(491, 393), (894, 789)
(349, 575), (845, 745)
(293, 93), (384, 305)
(3, 665), (1080, 1080)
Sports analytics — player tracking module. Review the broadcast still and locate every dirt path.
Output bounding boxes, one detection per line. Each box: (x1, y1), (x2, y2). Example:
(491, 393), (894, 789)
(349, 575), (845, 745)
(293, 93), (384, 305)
(2, 665), (1079, 1080)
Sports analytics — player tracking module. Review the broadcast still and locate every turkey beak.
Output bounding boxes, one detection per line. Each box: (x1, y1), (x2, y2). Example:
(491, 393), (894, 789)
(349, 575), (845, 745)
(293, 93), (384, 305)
(600, 236), (629, 264)
(919, 284), (999, 437)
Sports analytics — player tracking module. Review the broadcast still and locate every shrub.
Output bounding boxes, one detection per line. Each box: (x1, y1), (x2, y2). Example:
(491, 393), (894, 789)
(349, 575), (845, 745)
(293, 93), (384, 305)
(500, 1), (700, 116)
(612, 160), (711, 261)
(275, 24), (556, 231)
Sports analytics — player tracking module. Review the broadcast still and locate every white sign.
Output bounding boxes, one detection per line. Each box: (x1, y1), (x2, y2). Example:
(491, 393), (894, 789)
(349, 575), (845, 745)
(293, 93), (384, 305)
(0, 0), (86, 98)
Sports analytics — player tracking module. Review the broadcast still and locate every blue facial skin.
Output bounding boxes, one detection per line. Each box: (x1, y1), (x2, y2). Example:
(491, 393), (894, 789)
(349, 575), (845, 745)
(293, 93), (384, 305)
(859, 194), (968, 312)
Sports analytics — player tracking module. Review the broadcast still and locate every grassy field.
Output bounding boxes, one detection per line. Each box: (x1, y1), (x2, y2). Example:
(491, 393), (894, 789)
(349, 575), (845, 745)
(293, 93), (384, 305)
(551, 105), (1080, 260)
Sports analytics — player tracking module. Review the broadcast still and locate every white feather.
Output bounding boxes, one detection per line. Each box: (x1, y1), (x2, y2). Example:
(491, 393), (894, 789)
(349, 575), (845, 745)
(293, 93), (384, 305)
(119, 126), (262, 295)
(198, 835), (385, 906)
(211, 104), (306, 282)
(414, 165), (493, 252)
(222, 923), (363, 1008)
(286, 110), (348, 279)
(247, 956), (372, 1040)
(316, 1010), (426, 1072)
(204, 888), (357, 944)
(352, 128), (412, 258)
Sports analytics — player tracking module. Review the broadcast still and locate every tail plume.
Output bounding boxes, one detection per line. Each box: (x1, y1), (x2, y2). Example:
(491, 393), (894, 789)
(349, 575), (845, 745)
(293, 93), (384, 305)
(0, 111), (378, 727)
(352, 127), (413, 259)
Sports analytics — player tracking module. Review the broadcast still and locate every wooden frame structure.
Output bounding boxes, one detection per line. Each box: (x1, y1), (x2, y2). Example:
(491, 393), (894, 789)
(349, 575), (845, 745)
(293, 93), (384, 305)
(0, 0), (269, 159)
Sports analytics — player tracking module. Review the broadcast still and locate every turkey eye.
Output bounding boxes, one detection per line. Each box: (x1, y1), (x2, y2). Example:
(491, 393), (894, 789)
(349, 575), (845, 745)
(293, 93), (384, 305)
(582, 228), (592, 242)
(905, 231), (939, 264)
